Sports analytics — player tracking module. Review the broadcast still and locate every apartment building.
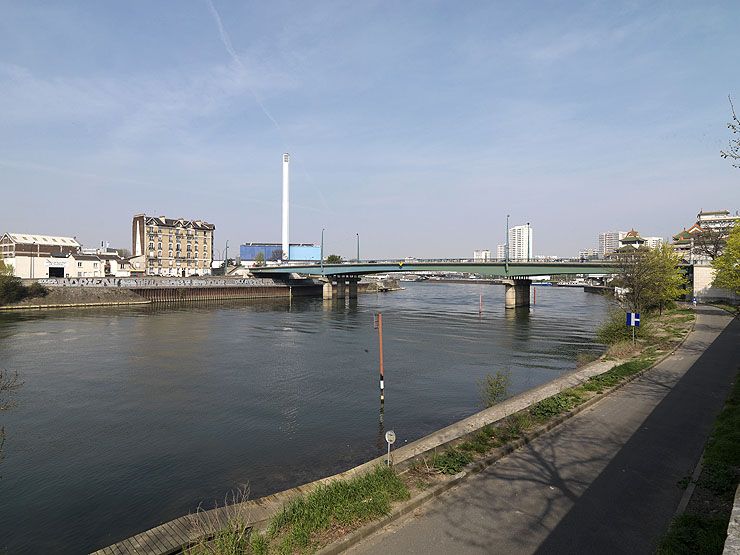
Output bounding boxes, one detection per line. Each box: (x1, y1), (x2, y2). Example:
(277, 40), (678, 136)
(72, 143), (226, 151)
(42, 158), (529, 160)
(131, 214), (215, 276)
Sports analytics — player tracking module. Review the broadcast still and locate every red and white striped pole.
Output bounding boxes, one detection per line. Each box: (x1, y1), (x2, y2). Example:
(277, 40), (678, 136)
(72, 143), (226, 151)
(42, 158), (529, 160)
(378, 312), (385, 403)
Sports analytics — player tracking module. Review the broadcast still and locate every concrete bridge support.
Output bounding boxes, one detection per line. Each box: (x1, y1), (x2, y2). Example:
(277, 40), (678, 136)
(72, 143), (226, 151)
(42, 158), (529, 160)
(323, 282), (333, 300)
(323, 277), (360, 299)
(503, 279), (532, 309)
(347, 278), (359, 299)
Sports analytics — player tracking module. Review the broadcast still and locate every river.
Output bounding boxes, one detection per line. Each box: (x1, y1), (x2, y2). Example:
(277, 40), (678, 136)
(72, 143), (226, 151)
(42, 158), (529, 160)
(0, 282), (612, 553)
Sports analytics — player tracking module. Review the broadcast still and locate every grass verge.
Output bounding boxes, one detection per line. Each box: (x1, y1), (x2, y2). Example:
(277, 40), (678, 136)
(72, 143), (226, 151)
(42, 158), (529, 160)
(657, 369), (740, 554)
(185, 465), (410, 554)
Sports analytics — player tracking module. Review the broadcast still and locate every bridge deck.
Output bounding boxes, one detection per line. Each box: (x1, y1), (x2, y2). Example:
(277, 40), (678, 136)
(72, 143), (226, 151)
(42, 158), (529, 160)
(252, 261), (618, 278)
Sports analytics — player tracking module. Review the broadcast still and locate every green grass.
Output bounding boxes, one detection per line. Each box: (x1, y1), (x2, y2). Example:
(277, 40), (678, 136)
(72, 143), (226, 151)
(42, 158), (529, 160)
(577, 359), (653, 394)
(657, 513), (729, 554)
(264, 465), (409, 553)
(529, 389), (585, 421)
(431, 448), (473, 474)
(184, 519), (252, 555)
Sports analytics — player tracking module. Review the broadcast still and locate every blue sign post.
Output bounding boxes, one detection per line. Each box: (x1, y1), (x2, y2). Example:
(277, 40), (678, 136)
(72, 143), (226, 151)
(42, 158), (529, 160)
(627, 312), (640, 344)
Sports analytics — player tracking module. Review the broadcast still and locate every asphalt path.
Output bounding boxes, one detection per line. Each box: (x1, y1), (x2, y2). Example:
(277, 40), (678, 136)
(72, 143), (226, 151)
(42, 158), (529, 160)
(347, 306), (738, 555)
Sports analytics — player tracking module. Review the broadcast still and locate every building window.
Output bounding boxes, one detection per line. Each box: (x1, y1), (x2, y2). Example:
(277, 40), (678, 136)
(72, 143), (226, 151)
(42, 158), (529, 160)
(77, 262), (82, 267)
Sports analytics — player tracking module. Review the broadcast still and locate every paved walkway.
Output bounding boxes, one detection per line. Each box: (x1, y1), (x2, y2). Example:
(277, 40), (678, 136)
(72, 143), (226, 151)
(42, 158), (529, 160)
(348, 306), (739, 555)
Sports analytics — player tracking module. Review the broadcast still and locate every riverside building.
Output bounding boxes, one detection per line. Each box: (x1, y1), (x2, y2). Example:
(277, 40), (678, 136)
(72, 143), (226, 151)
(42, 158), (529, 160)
(131, 214), (215, 276)
(0, 233), (81, 278)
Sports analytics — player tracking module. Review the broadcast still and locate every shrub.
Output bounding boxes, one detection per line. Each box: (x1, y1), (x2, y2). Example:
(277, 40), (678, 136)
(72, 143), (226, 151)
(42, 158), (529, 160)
(25, 282), (48, 298)
(0, 275), (26, 305)
(479, 370), (510, 408)
(0, 276), (48, 305)
(597, 310), (650, 345)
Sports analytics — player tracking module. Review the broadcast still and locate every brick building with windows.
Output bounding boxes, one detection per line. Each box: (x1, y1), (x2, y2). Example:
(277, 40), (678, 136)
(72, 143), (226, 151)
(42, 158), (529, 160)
(130, 214), (215, 276)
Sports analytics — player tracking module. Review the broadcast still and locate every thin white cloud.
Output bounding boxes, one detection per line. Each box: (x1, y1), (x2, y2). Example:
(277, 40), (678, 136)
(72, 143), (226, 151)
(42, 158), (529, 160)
(204, 0), (286, 143)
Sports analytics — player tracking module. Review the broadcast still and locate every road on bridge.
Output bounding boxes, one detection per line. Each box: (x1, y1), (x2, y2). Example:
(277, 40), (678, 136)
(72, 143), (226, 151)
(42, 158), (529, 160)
(346, 306), (738, 555)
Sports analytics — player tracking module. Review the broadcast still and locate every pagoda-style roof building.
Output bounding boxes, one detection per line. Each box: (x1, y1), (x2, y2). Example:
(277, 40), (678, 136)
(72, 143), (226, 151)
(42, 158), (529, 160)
(619, 229), (646, 248)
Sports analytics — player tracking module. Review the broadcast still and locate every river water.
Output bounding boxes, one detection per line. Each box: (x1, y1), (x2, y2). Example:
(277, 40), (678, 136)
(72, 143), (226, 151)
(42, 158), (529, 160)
(0, 283), (611, 553)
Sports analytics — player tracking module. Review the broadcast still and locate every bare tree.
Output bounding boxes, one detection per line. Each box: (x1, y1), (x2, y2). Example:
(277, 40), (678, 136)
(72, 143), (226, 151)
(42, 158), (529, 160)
(693, 225), (733, 260)
(721, 95), (740, 168)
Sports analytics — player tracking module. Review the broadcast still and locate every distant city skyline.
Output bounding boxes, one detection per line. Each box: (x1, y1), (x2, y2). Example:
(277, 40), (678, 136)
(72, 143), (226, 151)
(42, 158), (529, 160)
(1, 2), (738, 258)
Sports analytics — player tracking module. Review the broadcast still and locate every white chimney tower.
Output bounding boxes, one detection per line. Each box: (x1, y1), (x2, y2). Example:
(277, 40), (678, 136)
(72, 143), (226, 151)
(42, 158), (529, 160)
(282, 153), (290, 260)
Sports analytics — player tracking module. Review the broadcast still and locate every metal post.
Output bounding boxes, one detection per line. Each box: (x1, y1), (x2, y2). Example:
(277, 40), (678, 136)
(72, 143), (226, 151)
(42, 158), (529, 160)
(506, 214), (510, 263)
(526, 222), (530, 262)
(378, 312), (385, 403)
(356, 233), (360, 262)
(321, 228), (325, 273)
(224, 240), (229, 275)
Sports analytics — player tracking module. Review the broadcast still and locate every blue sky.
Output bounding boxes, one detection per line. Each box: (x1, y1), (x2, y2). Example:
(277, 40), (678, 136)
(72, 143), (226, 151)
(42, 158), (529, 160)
(1, 1), (738, 258)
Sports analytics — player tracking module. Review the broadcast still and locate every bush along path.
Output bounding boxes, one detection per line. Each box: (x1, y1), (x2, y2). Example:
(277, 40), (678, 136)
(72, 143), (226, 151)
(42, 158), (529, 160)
(173, 306), (701, 555)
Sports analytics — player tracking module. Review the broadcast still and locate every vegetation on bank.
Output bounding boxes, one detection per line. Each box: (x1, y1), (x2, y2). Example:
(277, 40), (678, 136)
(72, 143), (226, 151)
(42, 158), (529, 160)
(0, 261), (48, 305)
(612, 244), (688, 315)
(182, 307), (695, 554)
(712, 224), (740, 295)
(658, 370), (740, 554)
(185, 466), (409, 555)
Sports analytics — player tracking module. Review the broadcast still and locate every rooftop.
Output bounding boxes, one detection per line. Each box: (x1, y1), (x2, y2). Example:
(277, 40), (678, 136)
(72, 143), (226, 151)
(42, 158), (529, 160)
(4, 233), (80, 247)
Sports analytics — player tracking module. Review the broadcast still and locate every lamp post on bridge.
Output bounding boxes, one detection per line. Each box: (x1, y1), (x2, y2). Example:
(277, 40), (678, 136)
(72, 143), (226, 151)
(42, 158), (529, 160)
(526, 222), (530, 262)
(356, 233), (360, 262)
(321, 228), (325, 273)
(505, 214), (510, 272)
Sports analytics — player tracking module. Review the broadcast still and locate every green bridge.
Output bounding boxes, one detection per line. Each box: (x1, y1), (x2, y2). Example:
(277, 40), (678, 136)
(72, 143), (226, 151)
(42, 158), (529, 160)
(253, 261), (618, 308)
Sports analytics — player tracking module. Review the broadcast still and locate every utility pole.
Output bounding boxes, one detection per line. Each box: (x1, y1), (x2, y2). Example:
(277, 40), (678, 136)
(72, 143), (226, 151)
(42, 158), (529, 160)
(224, 240), (229, 275)
(356, 233), (360, 262)
(505, 214), (510, 273)
(321, 228), (325, 273)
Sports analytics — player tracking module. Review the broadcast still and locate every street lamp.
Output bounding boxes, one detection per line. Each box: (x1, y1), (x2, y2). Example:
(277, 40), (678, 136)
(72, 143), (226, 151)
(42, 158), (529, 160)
(505, 214), (510, 264)
(321, 228), (325, 273)
(356, 233), (360, 262)
(526, 222), (530, 262)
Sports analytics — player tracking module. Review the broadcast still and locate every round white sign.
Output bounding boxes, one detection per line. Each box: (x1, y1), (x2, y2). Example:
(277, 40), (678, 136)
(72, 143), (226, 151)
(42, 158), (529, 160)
(385, 430), (396, 445)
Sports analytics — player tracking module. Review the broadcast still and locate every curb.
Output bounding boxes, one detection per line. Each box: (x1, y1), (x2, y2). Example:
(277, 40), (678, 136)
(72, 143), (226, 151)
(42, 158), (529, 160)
(316, 313), (698, 555)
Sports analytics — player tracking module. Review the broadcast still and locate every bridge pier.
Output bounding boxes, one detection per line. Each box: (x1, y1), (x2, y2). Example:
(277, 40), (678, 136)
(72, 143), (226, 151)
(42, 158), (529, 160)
(503, 279), (531, 309)
(323, 282), (333, 299)
(347, 278), (359, 299)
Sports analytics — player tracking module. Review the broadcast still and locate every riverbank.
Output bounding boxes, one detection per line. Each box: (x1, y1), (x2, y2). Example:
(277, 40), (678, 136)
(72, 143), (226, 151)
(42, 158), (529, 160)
(0, 287), (150, 309)
(94, 306), (701, 554)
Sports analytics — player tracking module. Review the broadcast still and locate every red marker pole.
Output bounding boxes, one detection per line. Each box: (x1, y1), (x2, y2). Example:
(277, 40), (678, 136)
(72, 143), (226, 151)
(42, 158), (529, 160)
(378, 312), (385, 403)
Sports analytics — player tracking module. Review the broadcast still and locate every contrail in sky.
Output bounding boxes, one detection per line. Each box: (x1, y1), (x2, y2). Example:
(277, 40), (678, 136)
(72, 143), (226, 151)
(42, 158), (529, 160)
(204, 0), (285, 140)
(204, 0), (332, 214)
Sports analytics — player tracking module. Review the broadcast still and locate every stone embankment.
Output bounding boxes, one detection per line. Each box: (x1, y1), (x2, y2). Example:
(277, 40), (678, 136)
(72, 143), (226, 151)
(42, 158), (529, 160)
(0, 287), (150, 310)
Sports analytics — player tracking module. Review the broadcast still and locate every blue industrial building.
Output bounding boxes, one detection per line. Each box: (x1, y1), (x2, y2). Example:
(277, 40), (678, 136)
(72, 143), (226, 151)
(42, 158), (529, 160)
(240, 242), (321, 262)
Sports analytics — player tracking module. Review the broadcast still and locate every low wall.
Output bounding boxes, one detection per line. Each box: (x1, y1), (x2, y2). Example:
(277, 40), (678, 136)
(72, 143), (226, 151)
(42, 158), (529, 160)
(37, 277), (286, 289)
